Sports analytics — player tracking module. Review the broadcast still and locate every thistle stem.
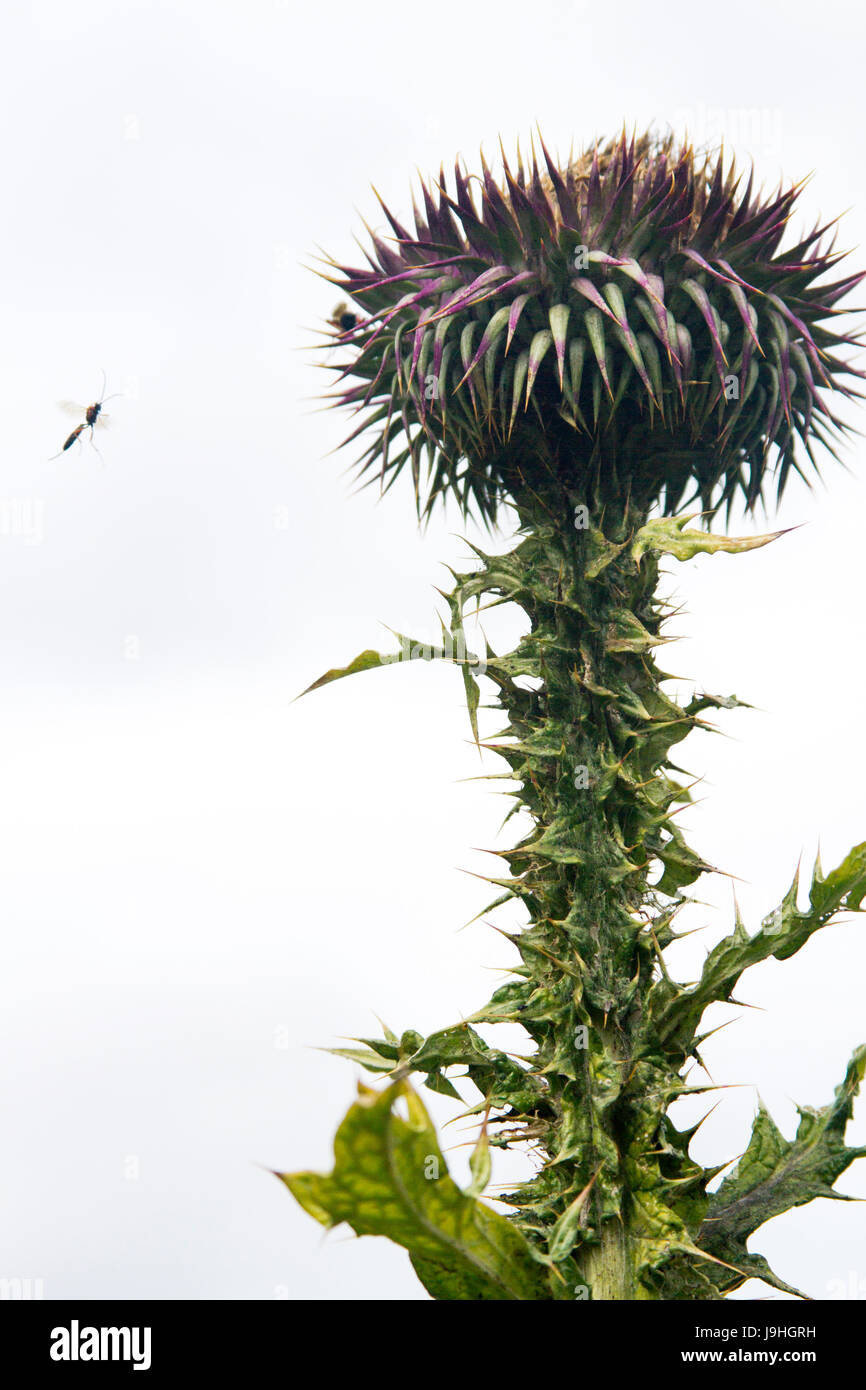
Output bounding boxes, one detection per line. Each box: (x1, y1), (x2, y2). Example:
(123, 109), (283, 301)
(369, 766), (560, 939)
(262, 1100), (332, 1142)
(581, 1221), (636, 1301)
(459, 490), (713, 1295)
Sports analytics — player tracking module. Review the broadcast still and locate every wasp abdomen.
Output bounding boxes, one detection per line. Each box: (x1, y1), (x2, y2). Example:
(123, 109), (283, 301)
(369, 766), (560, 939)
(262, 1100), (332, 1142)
(63, 425), (86, 451)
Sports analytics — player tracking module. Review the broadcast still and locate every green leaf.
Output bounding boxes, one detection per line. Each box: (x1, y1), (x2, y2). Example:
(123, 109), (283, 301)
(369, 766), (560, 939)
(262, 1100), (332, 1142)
(698, 1045), (866, 1294)
(406, 1022), (495, 1072)
(655, 826), (712, 897)
(548, 1170), (599, 1263)
(604, 607), (665, 654)
(704, 1251), (807, 1300)
(685, 691), (752, 718)
(632, 513), (789, 564)
(809, 842), (866, 917)
(297, 621), (483, 702)
(648, 845), (866, 1048)
(279, 1080), (552, 1300)
(422, 1068), (464, 1101)
(467, 1118), (492, 1197)
(322, 1045), (396, 1073)
(581, 525), (626, 579)
(297, 648), (389, 696)
(442, 581), (482, 746)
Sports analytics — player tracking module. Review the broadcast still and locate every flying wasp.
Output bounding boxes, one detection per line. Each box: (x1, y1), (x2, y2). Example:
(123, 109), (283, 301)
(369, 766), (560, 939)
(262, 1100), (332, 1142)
(51, 372), (122, 460)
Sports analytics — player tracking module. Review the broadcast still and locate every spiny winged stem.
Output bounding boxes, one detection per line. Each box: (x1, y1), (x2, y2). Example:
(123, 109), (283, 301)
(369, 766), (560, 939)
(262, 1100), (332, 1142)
(452, 496), (725, 1299)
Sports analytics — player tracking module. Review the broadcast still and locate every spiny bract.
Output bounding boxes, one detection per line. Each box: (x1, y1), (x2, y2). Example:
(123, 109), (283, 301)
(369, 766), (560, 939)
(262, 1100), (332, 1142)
(319, 131), (863, 525)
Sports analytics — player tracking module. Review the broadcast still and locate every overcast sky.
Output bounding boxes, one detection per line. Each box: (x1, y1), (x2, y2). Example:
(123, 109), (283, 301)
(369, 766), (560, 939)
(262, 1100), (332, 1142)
(1, 0), (864, 1301)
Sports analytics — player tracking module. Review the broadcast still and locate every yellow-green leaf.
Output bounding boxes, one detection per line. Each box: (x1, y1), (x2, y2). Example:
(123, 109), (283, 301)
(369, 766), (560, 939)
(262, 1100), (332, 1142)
(278, 1080), (552, 1300)
(297, 624), (483, 701)
(467, 1117), (492, 1197)
(632, 513), (790, 564)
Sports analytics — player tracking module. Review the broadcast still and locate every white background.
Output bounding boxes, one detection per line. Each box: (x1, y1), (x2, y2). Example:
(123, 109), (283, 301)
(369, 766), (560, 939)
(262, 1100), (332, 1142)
(0, 0), (864, 1301)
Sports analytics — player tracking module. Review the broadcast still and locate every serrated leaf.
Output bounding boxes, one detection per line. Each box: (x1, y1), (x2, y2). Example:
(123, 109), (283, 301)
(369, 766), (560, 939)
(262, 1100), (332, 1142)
(649, 844), (866, 1048)
(324, 1045), (396, 1072)
(685, 691), (752, 717)
(407, 1022), (495, 1072)
(279, 1080), (552, 1300)
(809, 841), (866, 917)
(632, 512), (789, 564)
(655, 826), (712, 897)
(297, 621), (483, 700)
(698, 1045), (866, 1293)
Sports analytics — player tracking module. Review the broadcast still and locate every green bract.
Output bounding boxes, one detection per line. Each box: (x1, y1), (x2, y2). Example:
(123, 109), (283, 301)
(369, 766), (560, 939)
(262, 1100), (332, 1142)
(284, 131), (866, 1300)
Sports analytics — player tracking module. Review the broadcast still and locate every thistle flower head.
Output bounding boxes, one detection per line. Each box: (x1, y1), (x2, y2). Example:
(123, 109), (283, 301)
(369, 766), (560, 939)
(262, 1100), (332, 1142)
(320, 130), (864, 525)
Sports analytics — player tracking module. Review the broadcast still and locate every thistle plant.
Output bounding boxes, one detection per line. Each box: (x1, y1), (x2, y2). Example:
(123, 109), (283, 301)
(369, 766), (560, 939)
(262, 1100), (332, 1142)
(280, 132), (866, 1300)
